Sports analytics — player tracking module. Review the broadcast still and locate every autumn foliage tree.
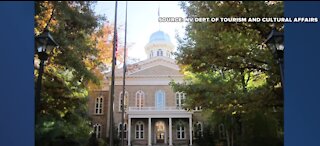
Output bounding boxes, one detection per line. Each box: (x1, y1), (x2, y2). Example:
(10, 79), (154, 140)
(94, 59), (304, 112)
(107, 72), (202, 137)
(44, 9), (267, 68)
(34, 1), (115, 146)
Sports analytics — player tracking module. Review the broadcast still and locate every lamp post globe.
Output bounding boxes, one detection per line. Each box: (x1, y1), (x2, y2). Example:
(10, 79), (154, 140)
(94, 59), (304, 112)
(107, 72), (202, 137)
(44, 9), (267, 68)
(35, 28), (59, 60)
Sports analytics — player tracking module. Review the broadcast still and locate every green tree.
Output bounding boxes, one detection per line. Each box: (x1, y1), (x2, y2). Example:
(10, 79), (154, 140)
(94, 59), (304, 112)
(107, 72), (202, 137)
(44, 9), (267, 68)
(172, 1), (284, 146)
(35, 1), (109, 146)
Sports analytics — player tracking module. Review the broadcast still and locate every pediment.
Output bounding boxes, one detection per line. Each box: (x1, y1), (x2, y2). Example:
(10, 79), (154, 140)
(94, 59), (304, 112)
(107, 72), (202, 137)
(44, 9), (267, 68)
(128, 65), (182, 76)
(107, 56), (183, 78)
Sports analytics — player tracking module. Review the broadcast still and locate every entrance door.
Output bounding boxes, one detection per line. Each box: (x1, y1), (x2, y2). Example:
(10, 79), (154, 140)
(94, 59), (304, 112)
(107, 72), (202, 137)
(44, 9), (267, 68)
(155, 90), (165, 110)
(155, 121), (166, 144)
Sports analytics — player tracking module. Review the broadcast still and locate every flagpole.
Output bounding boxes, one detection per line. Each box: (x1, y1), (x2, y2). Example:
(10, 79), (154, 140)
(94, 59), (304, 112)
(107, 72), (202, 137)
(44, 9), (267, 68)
(109, 1), (118, 146)
(158, 3), (160, 30)
(121, 1), (128, 146)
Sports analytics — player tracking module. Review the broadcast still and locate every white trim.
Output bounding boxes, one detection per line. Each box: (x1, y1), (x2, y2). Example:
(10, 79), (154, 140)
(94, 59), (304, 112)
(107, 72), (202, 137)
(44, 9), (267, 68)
(169, 118), (173, 146)
(108, 56), (180, 77)
(127, 63), (180, 77)
(128, 117), (131, 146)
(148, 118), (152, 146)
(127, 107), (193, 118)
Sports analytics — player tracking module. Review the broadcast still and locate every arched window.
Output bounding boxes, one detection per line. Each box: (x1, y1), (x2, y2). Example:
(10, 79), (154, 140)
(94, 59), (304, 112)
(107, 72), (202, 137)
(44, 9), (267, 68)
(167, 51), (171, 58)
(155, 90), (165, 110)
(118, 123), (127, 139)
(93, 123), (102, 138)
(135, 121), (144, 139)
(95, 96), (103, 114)
(119, 91), (129, 112)
(176, 121), (185, 139)
(150, 50), (154, 58)
(136, 90), (145, 108)
(219, 123), (226, 139)
(194, 122), (203, 138)
(157, 49), (163, 56)
(175, 92), (186, 109)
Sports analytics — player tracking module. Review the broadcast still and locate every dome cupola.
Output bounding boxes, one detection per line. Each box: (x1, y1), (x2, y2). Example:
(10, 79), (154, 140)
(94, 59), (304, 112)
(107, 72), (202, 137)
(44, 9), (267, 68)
(145, 31), (174, 59)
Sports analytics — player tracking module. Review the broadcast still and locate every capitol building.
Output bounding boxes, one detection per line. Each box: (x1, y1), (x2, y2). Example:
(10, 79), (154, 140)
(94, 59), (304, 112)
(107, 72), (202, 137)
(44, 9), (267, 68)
(88, 30), (205, 146)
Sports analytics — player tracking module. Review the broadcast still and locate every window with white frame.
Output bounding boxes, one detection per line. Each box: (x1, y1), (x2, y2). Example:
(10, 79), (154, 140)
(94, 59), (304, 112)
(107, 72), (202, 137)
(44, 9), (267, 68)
(93, 123), (102, 138)
(155, 90), (165, 110)
(157, 49), (163, 56)
(135, 90), (144, 108)
(118, 123), (127, 139)
(119, 91), (129, 112)
(135, 121), (144, 139)
(95, 96), (103, 114)
(175, 92), (186, 109)
(194, 122), (203, 138)
(219, 123), (226, 139)
(176, 122), (185, 139)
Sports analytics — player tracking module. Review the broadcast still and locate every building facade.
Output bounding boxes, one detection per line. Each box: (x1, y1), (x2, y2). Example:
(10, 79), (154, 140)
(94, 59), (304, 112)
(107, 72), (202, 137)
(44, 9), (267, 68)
(89, 31), (205, 146)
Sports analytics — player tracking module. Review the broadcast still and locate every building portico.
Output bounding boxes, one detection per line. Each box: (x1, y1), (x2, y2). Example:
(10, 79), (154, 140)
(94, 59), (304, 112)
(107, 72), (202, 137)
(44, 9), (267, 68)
(127, 107), (193, 146)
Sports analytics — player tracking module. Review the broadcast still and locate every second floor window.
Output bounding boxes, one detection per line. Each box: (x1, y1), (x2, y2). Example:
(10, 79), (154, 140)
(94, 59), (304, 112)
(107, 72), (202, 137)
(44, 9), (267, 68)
(136, 90), (145, 108)
(119, 91), (129, 112)
(95, 96), (103, 114)
(175, 92), (186, 109)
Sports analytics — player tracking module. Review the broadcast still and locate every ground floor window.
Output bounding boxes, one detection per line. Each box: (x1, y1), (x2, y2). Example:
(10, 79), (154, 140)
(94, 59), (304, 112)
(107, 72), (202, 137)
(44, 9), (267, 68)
(176, 122), (185, 139)
(194, 122), (203, 138)
(118, 123), (127, 139)
(93, 123), (102, 138)
(135, 121), (144, 139)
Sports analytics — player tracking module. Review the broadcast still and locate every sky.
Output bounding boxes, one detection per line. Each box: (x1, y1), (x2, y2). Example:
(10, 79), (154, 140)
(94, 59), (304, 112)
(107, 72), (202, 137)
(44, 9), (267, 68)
(94, 1), (187, 62)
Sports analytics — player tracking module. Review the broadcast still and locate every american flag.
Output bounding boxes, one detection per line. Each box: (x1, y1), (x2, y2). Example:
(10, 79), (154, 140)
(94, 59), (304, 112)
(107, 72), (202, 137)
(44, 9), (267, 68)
(114, 29), (118, 65)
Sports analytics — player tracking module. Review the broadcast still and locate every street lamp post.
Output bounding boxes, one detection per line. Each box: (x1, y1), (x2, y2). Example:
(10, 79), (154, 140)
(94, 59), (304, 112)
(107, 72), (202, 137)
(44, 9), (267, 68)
(265, 27), (284, 88)
(35, 28), (59, 115)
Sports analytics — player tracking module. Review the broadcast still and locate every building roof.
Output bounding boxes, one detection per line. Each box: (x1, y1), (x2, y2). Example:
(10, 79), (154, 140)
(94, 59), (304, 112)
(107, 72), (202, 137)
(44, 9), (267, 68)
(149, 30), (171, 43)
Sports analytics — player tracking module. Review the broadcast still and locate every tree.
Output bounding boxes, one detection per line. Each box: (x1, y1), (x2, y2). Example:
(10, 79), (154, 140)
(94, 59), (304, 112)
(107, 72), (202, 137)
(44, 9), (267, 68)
(34, 1), (110, 145)
(172, 1), (284, 146)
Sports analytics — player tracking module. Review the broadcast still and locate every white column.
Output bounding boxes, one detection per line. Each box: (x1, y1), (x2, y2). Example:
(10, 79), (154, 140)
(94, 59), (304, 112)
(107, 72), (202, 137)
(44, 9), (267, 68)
(148, 118), (151, 146)
(128, 116), (131, 146)
(165, 130), (167, 144)
(189, 116), (193, 146)
(169, 117), (173, 146)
